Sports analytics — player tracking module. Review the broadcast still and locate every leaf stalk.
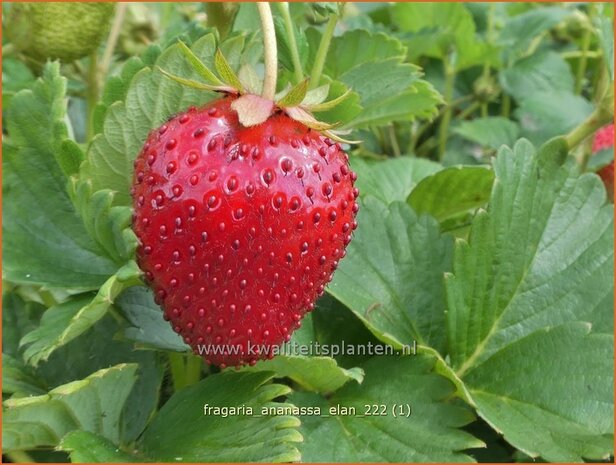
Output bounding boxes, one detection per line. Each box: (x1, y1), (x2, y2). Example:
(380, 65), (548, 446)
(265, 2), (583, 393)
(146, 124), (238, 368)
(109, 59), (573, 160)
(309, 13), (338, 90)
(277, 2), (304, 83)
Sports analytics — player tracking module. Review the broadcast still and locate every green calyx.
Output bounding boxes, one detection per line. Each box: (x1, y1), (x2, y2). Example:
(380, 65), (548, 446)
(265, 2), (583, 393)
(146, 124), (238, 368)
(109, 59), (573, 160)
(159, 41), (356, 143)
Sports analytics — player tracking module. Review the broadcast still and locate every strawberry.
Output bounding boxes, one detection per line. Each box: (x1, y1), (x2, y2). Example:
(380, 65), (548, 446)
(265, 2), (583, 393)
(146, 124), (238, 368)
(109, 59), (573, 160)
(131, 96), (358, 367)
(592, 124), (614, 202)
(7, 3), (115, 63)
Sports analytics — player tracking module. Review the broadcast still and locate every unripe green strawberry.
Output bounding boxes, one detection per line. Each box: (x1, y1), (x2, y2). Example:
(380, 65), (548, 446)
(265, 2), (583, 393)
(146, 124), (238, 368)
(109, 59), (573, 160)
(7, 2), (115, 63)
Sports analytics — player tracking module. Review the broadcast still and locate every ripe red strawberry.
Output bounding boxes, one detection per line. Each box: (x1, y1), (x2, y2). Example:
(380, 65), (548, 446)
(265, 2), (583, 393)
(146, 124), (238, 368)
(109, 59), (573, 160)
(592, 124), (614, 202)
(592, 123), (614, 153)
(132, 96), (358, 367)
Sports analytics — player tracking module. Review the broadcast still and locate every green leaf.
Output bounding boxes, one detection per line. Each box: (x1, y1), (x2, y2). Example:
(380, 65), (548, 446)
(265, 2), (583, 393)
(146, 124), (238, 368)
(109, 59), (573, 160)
(93, 54), (155, 135)
(20, 263), (142, 366)
(58, 139), (84, 178)
(2, 293), (43, 359)
(322, 30), (406, 78)
(408, 166), (495, 222)
(3, 354), (47, 396)
(219, 32), (255, 71)
(454, 117), (521, 149)
(347, 79), (443, 129)
(244, 356), (364, 394)
(467, 323), (614, 462)
(71, 181), (138, 264)
(498, 7), (571, 58)
(328, 197), (454, 354)
(138, 371), (302, 462)
(310, 295), (383, 368)
(3, 364), (138, 451)
(2, 56), (36, 109)
(3, 63), (117, 289)
(291, 355), (482, 462)
(515, 90), (594, 146)
(447, 139), (613, 460)
(82, 35), (220, 207)
(392, 3), (497, 71)
(232, 3), (261, 34)
(448, 138), (613, 370)
(315, 30), (442, 127)
(60, 431), (139, 463)
(311, 2), (339, 17)
(500, 51), (575, 103)
(33, 312), (164, 444)
(117, 286), (189, 352)
(351, 156), (442, 205)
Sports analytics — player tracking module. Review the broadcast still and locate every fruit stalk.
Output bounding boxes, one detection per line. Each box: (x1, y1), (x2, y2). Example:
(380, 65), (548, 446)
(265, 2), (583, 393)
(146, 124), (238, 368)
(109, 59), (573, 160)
(168, 352), (188, 391)
(309, 12), (338, 90)
(168, 352), (201, 390)
(257, 2), (277, 100)
(566, 106), (614, 156)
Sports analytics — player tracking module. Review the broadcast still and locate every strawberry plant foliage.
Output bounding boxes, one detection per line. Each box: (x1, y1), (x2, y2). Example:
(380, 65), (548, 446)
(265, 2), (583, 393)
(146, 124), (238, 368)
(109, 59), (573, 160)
(447, 139), (614, 460)
(292, 355), (482, 462)
(408, 166), (495, 223)
(351, 156), (442, 205)
(329, 198), (454, 355)
(3, 64), (118, 289)
(2, 2), (614, 463)
(3, 364), (138, 451)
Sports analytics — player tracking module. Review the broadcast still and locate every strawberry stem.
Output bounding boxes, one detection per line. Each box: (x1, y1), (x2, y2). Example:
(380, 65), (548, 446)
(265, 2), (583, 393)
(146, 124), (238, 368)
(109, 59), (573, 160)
(566, 106), (613, 155)
(309, 12), (338, 90)
(257, 2), (277, 100)
(168, 352), (202, 391)
(168, 352), (187, 391)
(277, 2), (304, 83)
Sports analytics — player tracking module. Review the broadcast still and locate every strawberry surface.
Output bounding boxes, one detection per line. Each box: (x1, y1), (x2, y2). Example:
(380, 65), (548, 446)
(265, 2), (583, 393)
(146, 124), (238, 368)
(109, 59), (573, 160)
(132, 96), (358, 367)
(592, 123), (614, 153)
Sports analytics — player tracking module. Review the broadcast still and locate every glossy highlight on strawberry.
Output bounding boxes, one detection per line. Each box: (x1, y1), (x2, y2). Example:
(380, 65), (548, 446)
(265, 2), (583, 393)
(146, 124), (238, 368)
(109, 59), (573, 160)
(131, 96), (358, 367)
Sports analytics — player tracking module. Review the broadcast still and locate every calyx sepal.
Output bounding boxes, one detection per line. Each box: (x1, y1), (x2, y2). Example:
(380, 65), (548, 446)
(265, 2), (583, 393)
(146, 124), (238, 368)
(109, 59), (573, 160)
(158, 41), (360, 143)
